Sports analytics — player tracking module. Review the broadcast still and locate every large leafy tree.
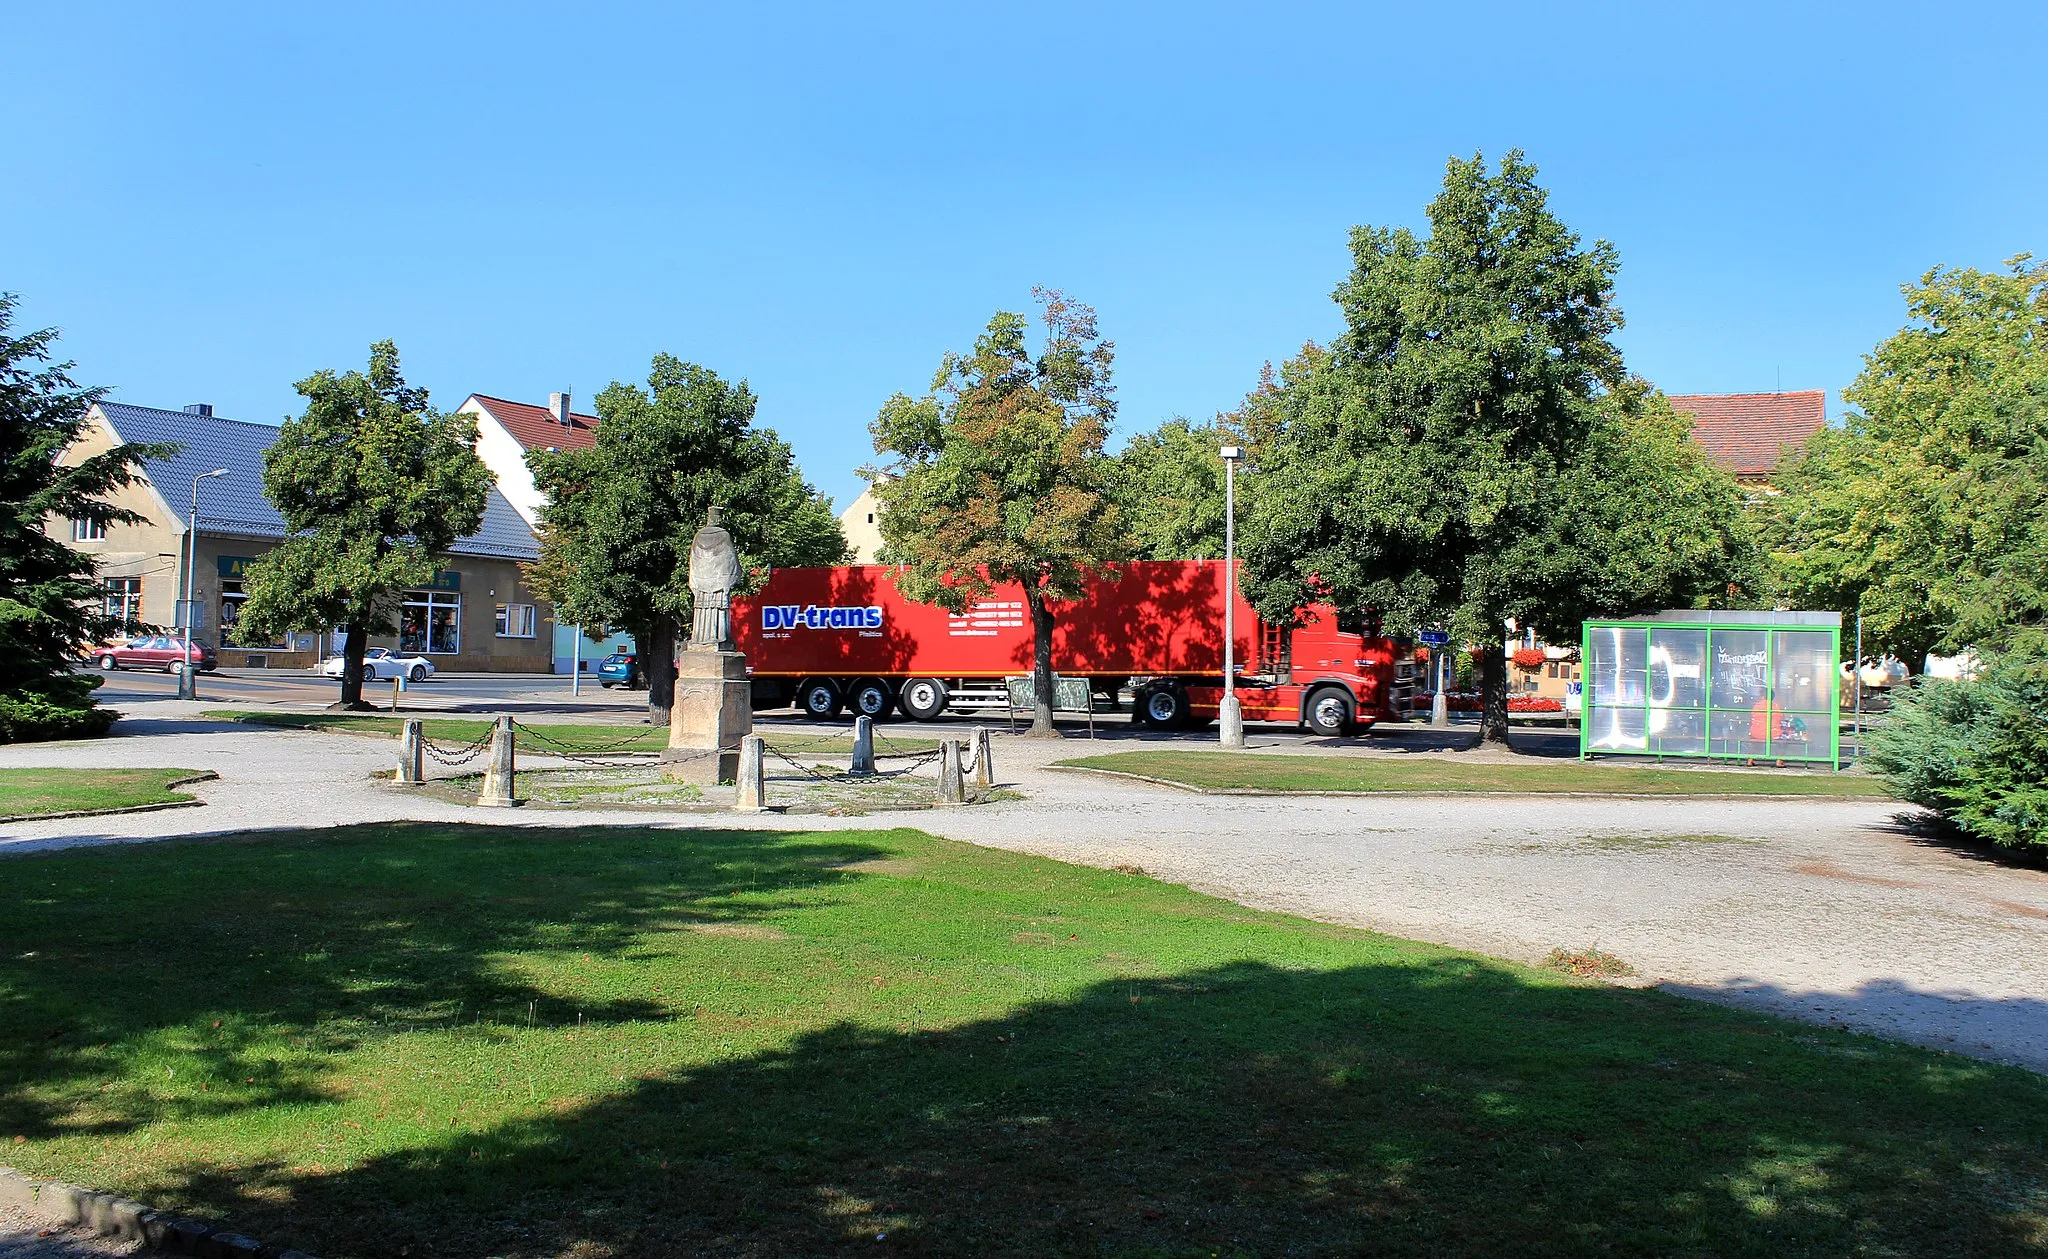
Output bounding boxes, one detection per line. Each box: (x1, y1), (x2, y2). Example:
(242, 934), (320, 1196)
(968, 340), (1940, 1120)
(235, 341), (494, 709)
(1768, 256), (2046, 662)
(1239, 153), (1750, 743)
(527, 355), (848, 725)
(1110, 415), (1237, 561)
(870, 288), (1127, 736)
(0, 295), (168, 741)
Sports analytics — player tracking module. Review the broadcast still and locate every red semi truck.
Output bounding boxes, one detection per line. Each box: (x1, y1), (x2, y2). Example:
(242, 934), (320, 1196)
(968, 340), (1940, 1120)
(731, 561), (1415, 736)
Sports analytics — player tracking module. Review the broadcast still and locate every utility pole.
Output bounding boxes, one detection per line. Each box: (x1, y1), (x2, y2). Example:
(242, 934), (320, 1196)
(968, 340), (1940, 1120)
(180, 469), (229, 700)
(1219, 445), (1245, 748)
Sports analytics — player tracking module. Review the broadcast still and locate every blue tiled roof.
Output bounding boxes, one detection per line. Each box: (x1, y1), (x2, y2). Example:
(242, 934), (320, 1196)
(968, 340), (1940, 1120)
(98, 402), (540, 561)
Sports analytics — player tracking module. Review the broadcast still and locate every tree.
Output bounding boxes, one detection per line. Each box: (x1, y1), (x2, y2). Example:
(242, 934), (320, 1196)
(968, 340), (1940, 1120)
(1110, 415), (1237, 560)
(1865, 643), (2048, 852)
(870, 288), (1127, 736)
(234, 341), (494, 709)
(1767, 256), (2047, 662)
(1239, 152), (1750, 743)
(0, 295), (169, 741)
(527, 355), (848, 726)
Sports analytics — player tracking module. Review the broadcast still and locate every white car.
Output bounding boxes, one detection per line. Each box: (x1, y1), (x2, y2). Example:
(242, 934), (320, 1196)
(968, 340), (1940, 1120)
(319, 647), (436, 683)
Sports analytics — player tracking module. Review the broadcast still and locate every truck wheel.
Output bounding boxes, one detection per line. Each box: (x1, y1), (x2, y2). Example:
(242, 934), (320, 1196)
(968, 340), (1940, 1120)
(1140, 684), (1186, 727)
(1306, 688), (1355, 737)
(797, 679), (844, 720)
(848, 679), (895, 721)
(898, 677), (949, 721)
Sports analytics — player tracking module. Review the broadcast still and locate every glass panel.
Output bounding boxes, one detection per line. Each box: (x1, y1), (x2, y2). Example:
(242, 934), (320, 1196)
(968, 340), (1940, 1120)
(1647, 628), (1708, 709)
(1586, 705), (1649, 752)
(1710, 630), (1770, 711)
(1772, 630), (1835, 713)
(399, 607), (428, 653)
(1587, 626), (1647, 707)
(1709, 707), (1770, 758)
(1648, 707), (1708, 756)
(429, 600), (461, 654)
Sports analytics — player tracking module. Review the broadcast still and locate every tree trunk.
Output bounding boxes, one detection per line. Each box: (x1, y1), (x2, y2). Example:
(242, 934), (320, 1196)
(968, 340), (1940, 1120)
(1479, 625), (1512, 746)
(331, 621), (372, 711)
(1025, 589), (1059, 738)
(645, 615), (679, 726)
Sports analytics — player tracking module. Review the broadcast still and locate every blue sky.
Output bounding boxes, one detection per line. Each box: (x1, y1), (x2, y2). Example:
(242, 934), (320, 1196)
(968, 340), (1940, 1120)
(8, 2), (2042, 511)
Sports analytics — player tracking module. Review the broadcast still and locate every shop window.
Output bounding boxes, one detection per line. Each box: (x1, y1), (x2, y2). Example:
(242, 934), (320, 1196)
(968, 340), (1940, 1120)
(102, 576), (141, 623)
(401, 590), (462, 654)
(72, 517), (107, 541)
(218, 580), (289, 647)
(496, 602), (536, 638)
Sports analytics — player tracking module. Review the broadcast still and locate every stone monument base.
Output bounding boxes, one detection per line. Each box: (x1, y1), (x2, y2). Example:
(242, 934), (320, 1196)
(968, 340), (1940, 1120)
(662, 649), (752, 786)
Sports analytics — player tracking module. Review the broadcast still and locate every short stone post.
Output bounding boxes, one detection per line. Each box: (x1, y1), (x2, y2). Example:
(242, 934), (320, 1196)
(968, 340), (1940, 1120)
(734, 734), (766, 812)
(971, 725), (995, 789)
(476, 714), (517, 807)
(396, 718), (425, 785)
(851, 716), (876, 776)
(936, 739), (965, 805)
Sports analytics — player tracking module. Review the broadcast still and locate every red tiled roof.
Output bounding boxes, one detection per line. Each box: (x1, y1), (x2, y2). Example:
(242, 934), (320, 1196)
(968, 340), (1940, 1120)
(1669, 391), (1826, 479)
(466, 394), (601, 452)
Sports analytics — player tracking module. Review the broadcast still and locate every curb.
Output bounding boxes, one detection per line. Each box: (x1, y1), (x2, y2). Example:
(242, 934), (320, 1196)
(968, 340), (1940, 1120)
(1045, 764), (1886, 802)
(0, 1166), (315, 1258)
(0, 773), (221, 825)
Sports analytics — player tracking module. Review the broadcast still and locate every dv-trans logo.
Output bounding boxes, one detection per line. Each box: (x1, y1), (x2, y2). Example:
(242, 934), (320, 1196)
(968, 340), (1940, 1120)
(761, 604), (885, 631)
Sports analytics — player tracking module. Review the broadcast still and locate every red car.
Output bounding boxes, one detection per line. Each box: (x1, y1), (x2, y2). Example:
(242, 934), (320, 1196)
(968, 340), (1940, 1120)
(94, 635), (217, 674)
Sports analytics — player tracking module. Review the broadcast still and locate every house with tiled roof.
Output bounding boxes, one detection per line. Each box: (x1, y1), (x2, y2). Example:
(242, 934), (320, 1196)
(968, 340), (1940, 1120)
(455, 392), (600, 528)
(49, 401), (552, 672)
(1670, 391), (1827, 487)
(454, 391), (631, 673)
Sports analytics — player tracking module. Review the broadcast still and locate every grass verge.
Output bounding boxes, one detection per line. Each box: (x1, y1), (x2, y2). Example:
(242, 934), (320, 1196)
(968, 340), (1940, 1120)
(0, 767), (209, 818)
(200, 709), (934, 757)
(1057, 749), (1891, 797)
(1, 824), (2041, 1256)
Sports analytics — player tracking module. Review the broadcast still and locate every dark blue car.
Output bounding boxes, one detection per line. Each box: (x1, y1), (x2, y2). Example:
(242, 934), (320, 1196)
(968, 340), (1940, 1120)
(596, 652), (644, 689)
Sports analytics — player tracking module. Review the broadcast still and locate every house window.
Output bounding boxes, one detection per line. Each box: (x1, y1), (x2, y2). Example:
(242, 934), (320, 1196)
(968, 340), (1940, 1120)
(72, 517), (107, 542)
(103, 577), (142, 623)
(866, 513), (875, 524)
(495, 603), (536, 638)
(400, 589), (462, 654)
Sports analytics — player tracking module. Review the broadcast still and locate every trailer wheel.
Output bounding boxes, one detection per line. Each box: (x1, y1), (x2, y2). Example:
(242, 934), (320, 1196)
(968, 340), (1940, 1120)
(1305, 687), (1355, 737)
(899, 677), (949, 721)
(847, 678), (895, 721)
(797, 679), (844, 720)
(1139, 683), (1187, 728)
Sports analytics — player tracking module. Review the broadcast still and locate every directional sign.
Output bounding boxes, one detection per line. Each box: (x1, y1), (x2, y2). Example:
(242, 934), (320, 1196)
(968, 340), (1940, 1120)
(1418, 630), (1450, 646)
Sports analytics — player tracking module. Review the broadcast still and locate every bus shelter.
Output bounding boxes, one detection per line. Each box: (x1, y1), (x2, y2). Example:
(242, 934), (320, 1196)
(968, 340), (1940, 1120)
(1579, 610), (1841, 769)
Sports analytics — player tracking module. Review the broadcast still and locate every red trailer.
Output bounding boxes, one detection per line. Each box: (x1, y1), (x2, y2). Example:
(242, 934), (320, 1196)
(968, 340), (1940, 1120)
(731, 561), (1415, 735)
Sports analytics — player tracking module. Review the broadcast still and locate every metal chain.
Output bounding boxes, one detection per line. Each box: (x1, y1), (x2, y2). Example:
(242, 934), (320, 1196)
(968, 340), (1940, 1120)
(512, 720), (660, 757)
(420, 726), (496, 767)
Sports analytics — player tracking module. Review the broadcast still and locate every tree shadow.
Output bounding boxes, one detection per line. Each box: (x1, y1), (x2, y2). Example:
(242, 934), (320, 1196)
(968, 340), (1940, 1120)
(163, 960), (2048, 1259)
(1870, 812), (2048, 873)
(0, 824), (888, 1141)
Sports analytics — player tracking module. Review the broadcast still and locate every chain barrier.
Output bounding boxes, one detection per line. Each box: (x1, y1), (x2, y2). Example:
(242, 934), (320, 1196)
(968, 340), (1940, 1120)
(511, 720), (662, 761)
(420, 726), (495, 768)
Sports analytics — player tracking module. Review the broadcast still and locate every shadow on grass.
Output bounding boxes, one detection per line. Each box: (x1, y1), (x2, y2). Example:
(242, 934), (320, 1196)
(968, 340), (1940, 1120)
(173, 960), (2048, 1259)
(2, 825), (2044, 1258)
(0, 824), (888, 1140)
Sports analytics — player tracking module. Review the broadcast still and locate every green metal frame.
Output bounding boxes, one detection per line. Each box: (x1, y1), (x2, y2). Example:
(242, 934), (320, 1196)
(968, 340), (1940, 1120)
(1578, 615), (1841, 770)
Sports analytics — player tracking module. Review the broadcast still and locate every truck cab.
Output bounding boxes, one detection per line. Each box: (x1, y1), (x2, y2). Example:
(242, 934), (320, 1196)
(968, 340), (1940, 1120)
(1135, 604), (1413, 736)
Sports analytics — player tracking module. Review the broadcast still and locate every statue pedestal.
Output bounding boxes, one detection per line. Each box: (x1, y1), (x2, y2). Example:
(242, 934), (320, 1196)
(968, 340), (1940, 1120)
(663, 649), (752, 785)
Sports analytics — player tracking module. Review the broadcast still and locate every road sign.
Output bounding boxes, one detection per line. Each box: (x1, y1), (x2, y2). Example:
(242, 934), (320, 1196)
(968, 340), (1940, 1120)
(1418, 630), (1449, 646)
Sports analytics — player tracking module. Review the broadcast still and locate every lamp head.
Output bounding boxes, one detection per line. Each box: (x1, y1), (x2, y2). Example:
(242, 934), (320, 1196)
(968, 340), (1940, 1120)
(1219, 445), (1244, 461)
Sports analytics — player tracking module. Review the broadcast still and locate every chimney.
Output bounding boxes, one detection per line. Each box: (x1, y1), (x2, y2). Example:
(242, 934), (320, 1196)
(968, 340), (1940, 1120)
(183, 403), (213, 417)
(548, 391), (572, 426)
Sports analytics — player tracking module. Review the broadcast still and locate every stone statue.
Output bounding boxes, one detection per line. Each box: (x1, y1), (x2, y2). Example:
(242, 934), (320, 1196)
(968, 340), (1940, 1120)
(686, 506), (744, 651)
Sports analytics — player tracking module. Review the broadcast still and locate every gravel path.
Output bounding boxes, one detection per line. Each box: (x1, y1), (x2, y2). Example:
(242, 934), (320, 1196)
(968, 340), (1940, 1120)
(4, 705), (2044, 1072)
(0, 1205), (137, 1258)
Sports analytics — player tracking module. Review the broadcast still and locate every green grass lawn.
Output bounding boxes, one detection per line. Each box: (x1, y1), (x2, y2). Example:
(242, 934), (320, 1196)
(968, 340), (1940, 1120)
(1059, 749), (1892, 797)
(2, 825), (2040, 1256)
(0, 767), (208, 818)
(201, 709), (934, 757)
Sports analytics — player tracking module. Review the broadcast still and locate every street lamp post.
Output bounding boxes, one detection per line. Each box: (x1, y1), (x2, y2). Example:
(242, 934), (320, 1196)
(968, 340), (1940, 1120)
(180, 469), (229, 699)
(1219, 445), (1245, 749)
